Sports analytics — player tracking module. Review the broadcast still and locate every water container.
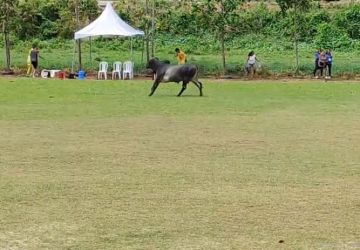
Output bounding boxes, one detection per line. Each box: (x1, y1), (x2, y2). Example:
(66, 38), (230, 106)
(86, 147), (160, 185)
(78, 70), (85, 80)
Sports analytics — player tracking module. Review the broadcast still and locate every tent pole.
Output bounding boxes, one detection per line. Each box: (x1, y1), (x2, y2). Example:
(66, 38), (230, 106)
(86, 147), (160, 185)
(90, 37), (92, 70)
(130, 37), (133, 62)
(78, 39), (82, 71)
(72, 39), (77, 73)
(75, 0), (82, 71)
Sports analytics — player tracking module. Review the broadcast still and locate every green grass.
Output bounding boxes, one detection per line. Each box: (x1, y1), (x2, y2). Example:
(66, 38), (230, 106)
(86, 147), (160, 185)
(4, 42), (360, 76)
(1, 77), (360, 249)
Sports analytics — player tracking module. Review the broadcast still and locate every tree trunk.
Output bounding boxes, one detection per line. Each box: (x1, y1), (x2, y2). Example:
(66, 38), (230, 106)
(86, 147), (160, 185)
(294, 7), (300, 75)
(75, 0), (82, 70)
(145, 34), (150, 63)
(220, 31), (226, 75)
(4, 30), (11, 71)
(3, 4), (11, 72)
(150, 0), (155, 57)
(295, 37), (299, 75)
(145, 0), (150, 62)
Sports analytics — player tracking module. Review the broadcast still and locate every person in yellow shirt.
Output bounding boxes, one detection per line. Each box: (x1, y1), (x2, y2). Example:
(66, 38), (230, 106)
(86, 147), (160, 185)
(175, 48), (187, 64)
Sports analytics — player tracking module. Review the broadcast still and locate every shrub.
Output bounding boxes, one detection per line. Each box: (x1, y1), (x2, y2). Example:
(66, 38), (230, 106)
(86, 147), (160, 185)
(314, 23), (352, 50)
(333, 4), (360, 40)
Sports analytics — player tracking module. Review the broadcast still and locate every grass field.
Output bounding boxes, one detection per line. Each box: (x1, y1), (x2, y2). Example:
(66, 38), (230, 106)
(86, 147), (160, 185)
(4, 43), (360, 77)
(1, 77), (360, 249)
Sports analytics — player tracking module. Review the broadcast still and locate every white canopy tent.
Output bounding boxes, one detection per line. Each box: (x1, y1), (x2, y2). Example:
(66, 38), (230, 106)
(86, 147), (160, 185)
(72, 2), (144, 71)
(75, 2), (144, 40)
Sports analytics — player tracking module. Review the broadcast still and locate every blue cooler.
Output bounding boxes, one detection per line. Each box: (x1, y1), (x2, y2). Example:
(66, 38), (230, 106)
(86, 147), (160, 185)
(78, 70), (85, 80)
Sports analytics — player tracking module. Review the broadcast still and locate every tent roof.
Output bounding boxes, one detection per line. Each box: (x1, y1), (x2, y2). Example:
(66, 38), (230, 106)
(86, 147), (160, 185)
(74, 2), (144, 40)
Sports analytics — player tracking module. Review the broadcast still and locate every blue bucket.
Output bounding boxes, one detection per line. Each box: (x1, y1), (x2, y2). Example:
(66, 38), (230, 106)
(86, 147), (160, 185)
(78, 70), (85, 80)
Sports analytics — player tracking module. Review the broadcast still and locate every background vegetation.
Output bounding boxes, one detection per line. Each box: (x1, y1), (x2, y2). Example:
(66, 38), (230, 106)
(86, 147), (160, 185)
(1, 0), (360, 76)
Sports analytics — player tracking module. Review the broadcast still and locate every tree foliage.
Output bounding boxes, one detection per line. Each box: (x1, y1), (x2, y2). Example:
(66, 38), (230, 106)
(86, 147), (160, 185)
(2, 0), (360, 71)
(14, 0), (99, 40)
(333, 4), (360, 40)
(0, 0), (19, 70)
(275, 0), (312, 13)
(193, 0), (244, 73)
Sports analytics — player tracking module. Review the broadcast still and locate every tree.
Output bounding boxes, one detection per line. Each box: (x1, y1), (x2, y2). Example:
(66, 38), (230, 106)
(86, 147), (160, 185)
(276, 0), (311, 14)
(114, 0), (152, 62)
(150, 0), (156, 57)
(17, 0), (42, 40)
(0, 0), (18, 72)
(194, 0), (243, 74)
(275, 0), (312, 74)
(54, 0), (99, 70)
(56, 0), (99, 39)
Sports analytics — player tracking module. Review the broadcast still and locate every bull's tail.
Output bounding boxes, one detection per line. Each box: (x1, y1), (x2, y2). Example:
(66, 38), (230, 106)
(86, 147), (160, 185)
(194, 64), (200, 81)
(191, 65), (203, 96)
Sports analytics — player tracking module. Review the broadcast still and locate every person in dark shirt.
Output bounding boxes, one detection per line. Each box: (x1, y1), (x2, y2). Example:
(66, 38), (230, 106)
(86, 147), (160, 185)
(30, 45), (40, 77)
(313, 48), (323, 78)
(326, 49), (333, 78)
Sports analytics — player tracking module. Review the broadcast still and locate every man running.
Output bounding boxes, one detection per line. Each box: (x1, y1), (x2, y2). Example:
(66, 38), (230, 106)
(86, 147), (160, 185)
(175, 48), (187, 65)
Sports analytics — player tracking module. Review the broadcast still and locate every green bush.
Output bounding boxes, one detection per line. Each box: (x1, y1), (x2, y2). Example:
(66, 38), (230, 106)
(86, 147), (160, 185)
(314, 23), (352, 50)
(304, 9), (331, 41)
(333, 4), (360, 40)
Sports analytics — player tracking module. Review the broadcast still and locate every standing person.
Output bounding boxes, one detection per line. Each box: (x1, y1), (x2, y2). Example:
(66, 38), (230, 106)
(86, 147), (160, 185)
(26, 47), (33, 76)
(30, 45), (41, 77)
(326, 49), (333, 78)
(246, 51), (257, 76)
(317, 50), (327, 78)
(175, 48), (187, 65)
(313, 48), (323, 78)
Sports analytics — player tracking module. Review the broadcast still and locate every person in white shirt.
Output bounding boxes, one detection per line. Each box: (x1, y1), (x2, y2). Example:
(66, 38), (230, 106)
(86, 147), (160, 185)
(246, 51), (257, 76)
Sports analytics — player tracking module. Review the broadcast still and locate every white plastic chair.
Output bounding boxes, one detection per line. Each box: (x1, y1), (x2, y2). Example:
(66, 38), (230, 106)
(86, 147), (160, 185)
(50, 70), (61, 78)
(122, 61), (134, 80)
(98, 62), (108, 80)
(112, 61), (122, 80)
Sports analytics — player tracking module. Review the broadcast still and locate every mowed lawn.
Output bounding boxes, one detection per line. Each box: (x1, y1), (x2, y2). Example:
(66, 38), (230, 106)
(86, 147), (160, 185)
(1, 78), (360, 249)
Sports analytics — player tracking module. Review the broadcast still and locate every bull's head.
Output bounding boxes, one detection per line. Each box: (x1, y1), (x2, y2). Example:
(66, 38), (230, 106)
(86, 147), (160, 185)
(146, 58), (159, 70)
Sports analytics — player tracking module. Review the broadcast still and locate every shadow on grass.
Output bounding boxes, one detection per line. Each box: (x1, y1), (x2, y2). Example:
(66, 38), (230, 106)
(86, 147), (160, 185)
(149, 94), (207, 98)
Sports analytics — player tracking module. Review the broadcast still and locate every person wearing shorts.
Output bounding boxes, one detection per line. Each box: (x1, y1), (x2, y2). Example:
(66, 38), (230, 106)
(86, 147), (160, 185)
(30, 45), (40, 77)
(246, 51), (257, 76)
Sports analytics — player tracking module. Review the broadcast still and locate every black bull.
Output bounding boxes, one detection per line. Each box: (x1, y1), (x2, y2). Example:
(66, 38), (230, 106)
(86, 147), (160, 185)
(147, 58), (203, 97)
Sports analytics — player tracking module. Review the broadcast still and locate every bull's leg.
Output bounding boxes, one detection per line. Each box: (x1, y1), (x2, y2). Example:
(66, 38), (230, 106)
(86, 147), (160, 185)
(149, 81), (160, 96)
(192, 80), (203, 96)
(177, 81), (188, 96)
